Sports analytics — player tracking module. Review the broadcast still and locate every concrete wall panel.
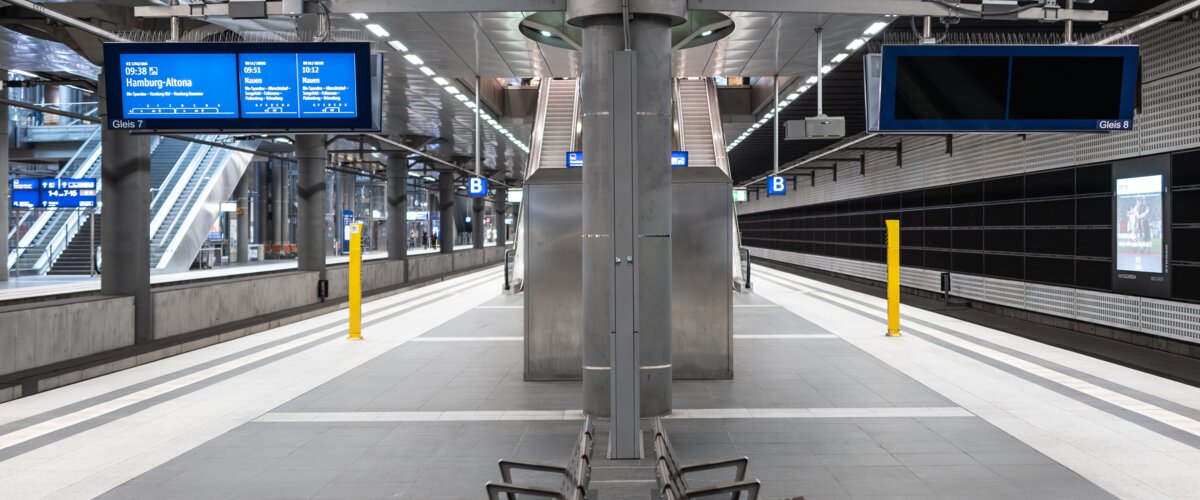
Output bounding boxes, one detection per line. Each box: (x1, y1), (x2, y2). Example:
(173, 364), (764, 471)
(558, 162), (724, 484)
(152, 271), (318, 339)
(0, 296), (135, 377)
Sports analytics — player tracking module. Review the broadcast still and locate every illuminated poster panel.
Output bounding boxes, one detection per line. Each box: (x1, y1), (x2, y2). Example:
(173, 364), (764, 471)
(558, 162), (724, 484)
(1113, 155), (1170, 298)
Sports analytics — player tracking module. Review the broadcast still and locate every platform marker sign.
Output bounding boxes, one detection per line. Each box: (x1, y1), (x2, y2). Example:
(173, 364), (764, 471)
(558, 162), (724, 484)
(767, 175), (786, 196)
(468, 177), (489, 197)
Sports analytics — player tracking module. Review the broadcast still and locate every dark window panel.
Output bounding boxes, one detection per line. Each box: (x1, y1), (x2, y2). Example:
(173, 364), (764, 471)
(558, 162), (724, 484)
(1077, 260), (1113, 290)
(1026, 256), (1076, 285)
(1076, 229), (1112, 258)
(985, 203), (1024, 227)
(901, 248), (923, 268)
(953, 181), (984, 204)
(883, 193), (903, 210)
(954, 230), (984, 250)
(1173, 150), (1200, 187)
(925, 186), (953, 207)
(1172, 228), (1200, 262)
(985, 229), (1024, 253)
(953, 252), (984, 274)
(1076, 197), (1113, 226)
(1174, 191), (1200, 224)
(926, 230), (952, 249)
(953, 206), (983, 227)
(986, 254), (1024, 280)
(1026, 199), (1076, 226)
(1077, 163), (1113, 194)
(926, 250), (953, 270)
(926, 208), (953, 227)
(1026, 229), (1075, 255)
(901, 210), (924, 227)
(985, 176), (1025, 201)
(902, 190), (924, 209)
(1026, 168), (1075, 198)
(903, 229), (924, 247)
(1172, 266), (1200, 301)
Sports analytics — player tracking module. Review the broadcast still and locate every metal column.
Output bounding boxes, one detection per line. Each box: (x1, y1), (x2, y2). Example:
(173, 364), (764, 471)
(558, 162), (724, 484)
(99, 70), (154, 342)
(386, 153), (408, 259)
(494, 187), (508, 247)
(0, 70), (8, 281)
(438, 171), (455, 253)
(272, 159), (285, 248)
(471, 197), (485, 249)
(296, 134), (327, 276)
(573, 0), (681, 457)
(235, 168), (250, 263)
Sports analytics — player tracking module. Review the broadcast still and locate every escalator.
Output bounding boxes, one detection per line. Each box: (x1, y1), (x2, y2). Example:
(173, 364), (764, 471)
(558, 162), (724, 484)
(47, 213), (100, 275)
(675, 78), (729, 173)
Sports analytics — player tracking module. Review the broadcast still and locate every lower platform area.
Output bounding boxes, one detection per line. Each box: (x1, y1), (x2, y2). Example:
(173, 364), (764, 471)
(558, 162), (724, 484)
(0, 265), (1198, 499)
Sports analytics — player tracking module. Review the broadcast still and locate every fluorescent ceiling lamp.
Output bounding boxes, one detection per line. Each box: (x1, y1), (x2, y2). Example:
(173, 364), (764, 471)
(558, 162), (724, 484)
(403, 54), (423, 65)
(820, 65), (832, 74)
(419, 66), (435, 76)
(864, 21), (888, 35)
(365, 24), (389, 37)
(831, 53), (849, 63)
(799, 85), (809, 92)
(387, 40), (408, 52)
(465, 101), (477, 109)
(764, 112), (774, 119)
(9, 69), (38, 78)
(432, 76), (448, 85)
(454, 94), (469, 102)
(701, 30), (713, 37)
(846, 38), (866, 51)
(539, 30), (554, 37)
(444, 85), (460, 94)
(787, 92), (800, 100)
(805, 76), (818, 84)
(350, 13), (369, 20)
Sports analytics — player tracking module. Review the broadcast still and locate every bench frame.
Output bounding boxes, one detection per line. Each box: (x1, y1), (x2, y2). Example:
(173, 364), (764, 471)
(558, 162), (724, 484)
(485, 416), (594, 500)
(653, 417), (761, 500)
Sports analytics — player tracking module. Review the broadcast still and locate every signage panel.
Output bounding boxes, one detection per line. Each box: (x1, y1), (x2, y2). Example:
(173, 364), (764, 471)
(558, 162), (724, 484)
(766, 176), (786, 196)
(566, 151), (583, 168)
(732, 188), (748, 202)
(671, 151), (689, 167)
(11, 190), (39, 209)
(9, 178), (98, 208)
(103, 42), (377, 133)
(41, 188), (97, 208)
(468, 177), (489, 197)
(11, 178), (39, 190)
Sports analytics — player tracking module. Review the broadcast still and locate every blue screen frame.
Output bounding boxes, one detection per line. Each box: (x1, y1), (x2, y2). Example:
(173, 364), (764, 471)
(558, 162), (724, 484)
(671, 151), (689, 167)
(566, 151), (583, 168)
(103, 42), (373, 132)
(878, 45), (1139, 132)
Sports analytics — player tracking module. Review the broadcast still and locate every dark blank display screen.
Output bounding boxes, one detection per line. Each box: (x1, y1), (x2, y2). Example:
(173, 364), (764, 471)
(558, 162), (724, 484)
(1009, 56), (1125, 120)
(894, 56), (1008, 120)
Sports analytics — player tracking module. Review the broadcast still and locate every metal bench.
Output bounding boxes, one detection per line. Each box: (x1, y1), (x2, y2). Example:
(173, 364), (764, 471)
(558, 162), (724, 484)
(485, 416), (594, 500)
(653, 417), (761, 500)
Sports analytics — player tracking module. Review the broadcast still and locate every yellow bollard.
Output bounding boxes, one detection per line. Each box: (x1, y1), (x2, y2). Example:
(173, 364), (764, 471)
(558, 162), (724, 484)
(348, 222), (364, 341)
(885, 219), (901, 337)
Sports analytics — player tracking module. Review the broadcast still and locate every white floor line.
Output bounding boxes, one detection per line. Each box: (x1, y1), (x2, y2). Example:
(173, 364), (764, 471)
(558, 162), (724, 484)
(406, 334), (837, 343)
(411, 336), (523, 342)
(733, 334), (839, 339)
(0, 268), (498, 426)
(0, 270), (503, 499)
(476, 305), (522, 309)
(753, 267), (1200, 499)
(253, 406), (970, 423)
(732, 304), (780, 308)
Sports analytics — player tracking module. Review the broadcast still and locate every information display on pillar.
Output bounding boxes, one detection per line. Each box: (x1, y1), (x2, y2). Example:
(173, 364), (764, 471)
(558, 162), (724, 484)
(766, 175), (786, 196)
(9, 178), (98, 208)
(468, 177), (489, 197)
(566, 151), (583, 168)
(103, 42), (380, 133)
(671, 151), (689, 167)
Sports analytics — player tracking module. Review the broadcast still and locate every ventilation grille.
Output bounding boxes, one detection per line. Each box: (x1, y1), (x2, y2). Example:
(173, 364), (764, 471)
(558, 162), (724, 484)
(749, 246), (1200, 345)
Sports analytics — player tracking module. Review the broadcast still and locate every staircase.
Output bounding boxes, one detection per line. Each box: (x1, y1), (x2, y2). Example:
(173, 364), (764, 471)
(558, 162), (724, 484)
(47, 213), (101, 275)
(529, 78), (579, 176)
(150, 138), (189, 194)
(676, 79), (729, 173)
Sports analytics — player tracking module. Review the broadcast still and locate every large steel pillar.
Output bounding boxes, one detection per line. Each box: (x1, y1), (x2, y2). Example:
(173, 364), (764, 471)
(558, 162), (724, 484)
(0, 70), (8, 282)
(272, 160), (285, 247)
(438, 171), (456, 253)
(99, 70), (154, 342)
(471, 197), (485, 249)
(494, 187), (508, 247)
(386, 153), (408, 260)
(296, 135), (327, 276)
(571, 0), (682, 455)
(235, 167), (250, 263)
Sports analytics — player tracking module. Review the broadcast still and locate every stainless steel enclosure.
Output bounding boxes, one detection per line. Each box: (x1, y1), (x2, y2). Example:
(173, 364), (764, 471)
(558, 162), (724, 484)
(523, 168), (733, 381)
(523, 169), (583, 380)
(671, 168), (733, 379)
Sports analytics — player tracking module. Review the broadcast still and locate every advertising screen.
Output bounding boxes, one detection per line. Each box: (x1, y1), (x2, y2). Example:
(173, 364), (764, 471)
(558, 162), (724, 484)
(1116, 175), (1164, 273)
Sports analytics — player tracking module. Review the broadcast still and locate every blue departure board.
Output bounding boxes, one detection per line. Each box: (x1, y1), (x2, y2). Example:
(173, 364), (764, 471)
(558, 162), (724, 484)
(11, 190), (39, 209)
(103, 43), (377, 132)
(9, 178), (98, 208)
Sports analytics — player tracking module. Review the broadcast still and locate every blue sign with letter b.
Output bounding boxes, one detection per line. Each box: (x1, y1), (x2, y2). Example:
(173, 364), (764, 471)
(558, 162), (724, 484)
(468, 177), (489, 197)
(767, 175), (786, 196)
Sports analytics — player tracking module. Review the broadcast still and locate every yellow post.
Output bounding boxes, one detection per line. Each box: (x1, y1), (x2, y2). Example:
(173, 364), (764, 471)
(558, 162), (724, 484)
(348, 222), (364, 341)
(885, 219), (901, 337)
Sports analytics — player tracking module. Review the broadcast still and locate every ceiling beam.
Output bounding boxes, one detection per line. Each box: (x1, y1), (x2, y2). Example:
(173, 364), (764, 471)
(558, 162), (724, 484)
(687, 0), (1108, 22)
(323, 0), (565, 14)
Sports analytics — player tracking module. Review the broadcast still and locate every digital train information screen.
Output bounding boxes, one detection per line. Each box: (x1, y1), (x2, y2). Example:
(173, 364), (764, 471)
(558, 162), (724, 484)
(872, 45), (1139, 132)
(103, 43), (374, 132)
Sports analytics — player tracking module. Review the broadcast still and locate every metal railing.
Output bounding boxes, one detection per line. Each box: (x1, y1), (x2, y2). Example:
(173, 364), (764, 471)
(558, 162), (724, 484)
(705, 78), (731, 175)
(525, 78), (554, 181)
(504, 248), (516, 291)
